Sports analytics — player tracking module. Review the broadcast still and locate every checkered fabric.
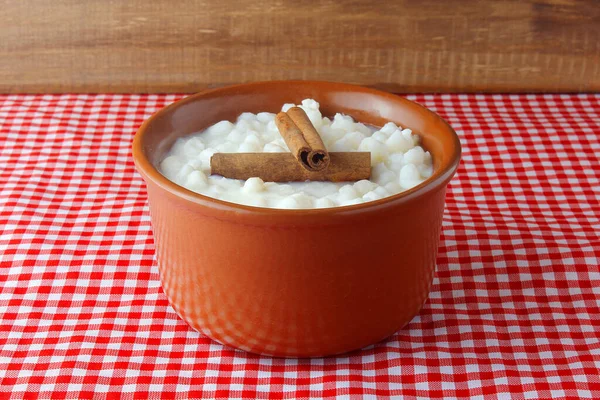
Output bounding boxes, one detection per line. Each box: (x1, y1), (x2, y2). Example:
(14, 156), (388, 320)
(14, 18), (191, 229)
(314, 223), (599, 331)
(1, 93), (599, 399)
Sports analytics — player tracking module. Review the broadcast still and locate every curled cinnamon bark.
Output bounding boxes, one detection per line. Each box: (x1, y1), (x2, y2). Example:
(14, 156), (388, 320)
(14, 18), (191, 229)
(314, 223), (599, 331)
(275, 107), (329, 171)
(210, 152), (370, 182)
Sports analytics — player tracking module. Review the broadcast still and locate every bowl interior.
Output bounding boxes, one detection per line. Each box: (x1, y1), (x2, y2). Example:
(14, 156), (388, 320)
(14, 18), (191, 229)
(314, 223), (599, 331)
(134, 81), (461, 219)
(141, 82), (458, 171)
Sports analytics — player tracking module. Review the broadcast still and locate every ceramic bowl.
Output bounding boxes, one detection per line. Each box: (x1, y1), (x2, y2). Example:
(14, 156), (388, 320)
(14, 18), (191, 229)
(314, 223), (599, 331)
(132, 81), (461, 357)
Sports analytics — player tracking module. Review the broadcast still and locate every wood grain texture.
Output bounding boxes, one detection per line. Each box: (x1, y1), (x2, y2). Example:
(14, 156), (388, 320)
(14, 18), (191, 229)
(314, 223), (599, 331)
(1, 0), (598, 93)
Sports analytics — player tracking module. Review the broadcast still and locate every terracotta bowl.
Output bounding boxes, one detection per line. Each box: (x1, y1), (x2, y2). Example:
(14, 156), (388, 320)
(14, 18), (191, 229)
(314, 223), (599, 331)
(132, 81), (461, 357)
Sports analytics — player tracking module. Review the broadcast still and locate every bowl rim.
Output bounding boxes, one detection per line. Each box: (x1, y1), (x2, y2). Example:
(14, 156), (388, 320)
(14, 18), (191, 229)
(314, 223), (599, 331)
(132, 80), (461, 217)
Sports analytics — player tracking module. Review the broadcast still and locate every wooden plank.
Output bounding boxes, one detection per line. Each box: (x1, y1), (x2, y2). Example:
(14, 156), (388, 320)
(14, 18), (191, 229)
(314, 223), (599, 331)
(1, 0), (598, 93)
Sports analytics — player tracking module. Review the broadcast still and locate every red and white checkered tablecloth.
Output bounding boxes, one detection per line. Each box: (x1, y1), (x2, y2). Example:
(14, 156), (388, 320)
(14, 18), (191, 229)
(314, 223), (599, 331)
(0, 93), (599, 399)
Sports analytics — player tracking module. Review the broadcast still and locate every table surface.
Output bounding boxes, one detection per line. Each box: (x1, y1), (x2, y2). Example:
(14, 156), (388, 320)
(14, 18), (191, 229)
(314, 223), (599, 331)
(1, 94), (599, 399)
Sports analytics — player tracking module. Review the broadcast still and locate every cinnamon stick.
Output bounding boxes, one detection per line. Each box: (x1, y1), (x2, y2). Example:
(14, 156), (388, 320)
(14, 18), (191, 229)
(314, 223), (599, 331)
(210, 152), (370, 182)
(275, 108), (330, 171)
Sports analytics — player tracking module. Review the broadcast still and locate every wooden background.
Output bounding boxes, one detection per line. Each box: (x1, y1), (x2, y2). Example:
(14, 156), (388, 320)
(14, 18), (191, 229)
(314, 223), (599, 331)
(1, 0), (598, 93)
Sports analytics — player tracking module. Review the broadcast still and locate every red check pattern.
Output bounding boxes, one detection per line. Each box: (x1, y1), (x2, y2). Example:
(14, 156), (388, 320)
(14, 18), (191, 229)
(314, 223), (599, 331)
(1, 93), (599, 399)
